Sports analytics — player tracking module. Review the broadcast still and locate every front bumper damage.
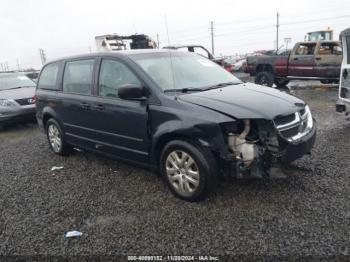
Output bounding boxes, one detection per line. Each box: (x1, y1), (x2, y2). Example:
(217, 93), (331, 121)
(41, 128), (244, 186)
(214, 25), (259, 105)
(220, 112), (316, 179)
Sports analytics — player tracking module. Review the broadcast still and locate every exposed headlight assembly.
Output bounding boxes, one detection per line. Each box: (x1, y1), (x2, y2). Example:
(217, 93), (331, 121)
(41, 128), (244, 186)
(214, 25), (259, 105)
(0, 99), (17, 107)
(227, 120), (257, 167)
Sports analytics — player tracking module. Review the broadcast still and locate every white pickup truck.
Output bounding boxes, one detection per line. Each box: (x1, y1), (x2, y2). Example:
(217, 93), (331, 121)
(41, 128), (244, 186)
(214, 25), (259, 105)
(336, 28), (350, 113)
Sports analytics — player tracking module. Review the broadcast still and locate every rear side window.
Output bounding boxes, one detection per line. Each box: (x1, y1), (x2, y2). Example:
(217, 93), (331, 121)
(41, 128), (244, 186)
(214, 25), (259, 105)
(63, 59), (94, 95)
(38, 62), (59, 89)
(318, 42), (342, 55)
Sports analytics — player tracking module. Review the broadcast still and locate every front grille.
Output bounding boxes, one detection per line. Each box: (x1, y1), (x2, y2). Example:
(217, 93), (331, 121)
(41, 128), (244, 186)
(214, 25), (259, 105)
(273, 106), (312, 142)
(274, 113), (296, 126)
(280, 125), (299, 138)
(15, 98), (35, 106)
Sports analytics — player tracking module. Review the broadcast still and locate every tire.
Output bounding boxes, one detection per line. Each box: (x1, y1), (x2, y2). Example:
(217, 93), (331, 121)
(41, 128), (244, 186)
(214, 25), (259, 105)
(274, 78), (290, 88)
(45, 118), (71, 156)
(320, 79), (331, 84)
(255, 71), (274, 87)
(159, 140), (217, 201)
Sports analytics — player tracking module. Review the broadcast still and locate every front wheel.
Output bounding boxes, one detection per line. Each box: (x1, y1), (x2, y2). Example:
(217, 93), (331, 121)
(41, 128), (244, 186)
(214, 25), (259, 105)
(255, 71), (274, 87)
(160, 140), (217, 201)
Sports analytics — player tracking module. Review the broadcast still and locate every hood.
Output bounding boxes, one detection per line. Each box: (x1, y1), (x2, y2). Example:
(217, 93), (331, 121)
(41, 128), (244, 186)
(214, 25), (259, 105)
(0, 87), (36, 100)
(178, 83), (305, 120)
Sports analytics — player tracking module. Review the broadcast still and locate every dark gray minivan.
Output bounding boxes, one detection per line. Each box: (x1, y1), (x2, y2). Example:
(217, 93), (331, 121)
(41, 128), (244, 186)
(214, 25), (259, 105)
(36, 50), (316, 201)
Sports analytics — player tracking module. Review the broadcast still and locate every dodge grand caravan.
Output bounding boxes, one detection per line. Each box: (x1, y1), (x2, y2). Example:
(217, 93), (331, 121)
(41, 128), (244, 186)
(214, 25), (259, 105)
(36, 50), (316, 201)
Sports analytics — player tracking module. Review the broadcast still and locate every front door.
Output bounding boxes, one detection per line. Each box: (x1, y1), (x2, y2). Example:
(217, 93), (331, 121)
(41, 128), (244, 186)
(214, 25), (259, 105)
(88, 58), (149, 163)
(288, 42), (317, 77)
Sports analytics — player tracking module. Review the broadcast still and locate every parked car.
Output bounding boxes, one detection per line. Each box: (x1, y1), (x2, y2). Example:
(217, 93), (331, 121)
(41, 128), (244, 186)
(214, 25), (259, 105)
(246, 41), (342, 88)
(36, 50), (316, 201)
(336, 28), (350, 113)
(25, 71), (40, 83)
(232, 59), (246, 72)
(0, 72), (36, 127)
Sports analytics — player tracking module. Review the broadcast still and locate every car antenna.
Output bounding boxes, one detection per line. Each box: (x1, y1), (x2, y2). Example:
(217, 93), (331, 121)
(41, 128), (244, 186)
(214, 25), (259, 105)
(164, 14), (177, 100)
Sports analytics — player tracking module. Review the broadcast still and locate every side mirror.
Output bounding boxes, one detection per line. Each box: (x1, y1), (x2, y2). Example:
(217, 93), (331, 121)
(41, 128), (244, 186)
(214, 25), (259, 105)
(118, 84), (147, 100)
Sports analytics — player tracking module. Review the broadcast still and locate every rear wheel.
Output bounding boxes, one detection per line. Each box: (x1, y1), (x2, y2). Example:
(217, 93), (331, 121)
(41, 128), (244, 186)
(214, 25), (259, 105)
(45, 118), (71, 156)
(255, 71), (274, 87)
(160, 140), (217, 201)
(274, 78), (290, 88)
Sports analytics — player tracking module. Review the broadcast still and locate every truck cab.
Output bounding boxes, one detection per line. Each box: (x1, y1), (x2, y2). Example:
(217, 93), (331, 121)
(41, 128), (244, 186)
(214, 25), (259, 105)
(336, 28), (350, 113)
(246, 41), (342, 88)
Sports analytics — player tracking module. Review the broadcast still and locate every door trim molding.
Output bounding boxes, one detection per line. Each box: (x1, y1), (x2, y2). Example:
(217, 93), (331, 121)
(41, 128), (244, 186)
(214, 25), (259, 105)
(64, 122), (144, 142)
(65, 132), (148, 155)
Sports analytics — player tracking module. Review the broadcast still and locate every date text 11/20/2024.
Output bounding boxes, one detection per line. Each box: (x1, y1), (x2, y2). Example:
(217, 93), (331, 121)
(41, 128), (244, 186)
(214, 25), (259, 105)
(127, 255), (219, 261)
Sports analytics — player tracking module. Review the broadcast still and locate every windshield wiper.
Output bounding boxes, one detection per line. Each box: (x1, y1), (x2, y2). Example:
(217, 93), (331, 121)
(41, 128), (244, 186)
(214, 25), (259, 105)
(203, 82), (241, 91)
(164, 87), (204, 93)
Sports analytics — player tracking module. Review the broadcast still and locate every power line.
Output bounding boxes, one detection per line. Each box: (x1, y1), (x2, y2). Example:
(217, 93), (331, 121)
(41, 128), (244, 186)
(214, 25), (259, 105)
(280, 14), (350, 26)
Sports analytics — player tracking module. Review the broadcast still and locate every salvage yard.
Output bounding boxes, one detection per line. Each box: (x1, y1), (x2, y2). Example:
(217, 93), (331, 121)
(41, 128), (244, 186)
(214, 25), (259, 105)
(1, 83), (350, 258)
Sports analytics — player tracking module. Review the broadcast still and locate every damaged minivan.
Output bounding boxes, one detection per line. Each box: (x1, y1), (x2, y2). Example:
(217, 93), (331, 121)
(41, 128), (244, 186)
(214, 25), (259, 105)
(35, 50), (316, 201)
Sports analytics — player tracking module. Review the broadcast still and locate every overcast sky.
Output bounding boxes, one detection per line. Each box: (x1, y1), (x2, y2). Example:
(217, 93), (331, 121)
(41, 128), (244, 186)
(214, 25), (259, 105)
(1, 0), (349, 69)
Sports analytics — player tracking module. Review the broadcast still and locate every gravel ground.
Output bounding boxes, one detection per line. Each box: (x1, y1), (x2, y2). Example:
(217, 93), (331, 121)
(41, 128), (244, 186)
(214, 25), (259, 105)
(1, 85), (350, 259)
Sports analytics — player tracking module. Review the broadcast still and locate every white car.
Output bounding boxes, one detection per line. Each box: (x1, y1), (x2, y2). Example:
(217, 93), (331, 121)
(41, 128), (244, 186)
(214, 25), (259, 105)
(336, 28), (350, 113)
(232, 59), (246, 71)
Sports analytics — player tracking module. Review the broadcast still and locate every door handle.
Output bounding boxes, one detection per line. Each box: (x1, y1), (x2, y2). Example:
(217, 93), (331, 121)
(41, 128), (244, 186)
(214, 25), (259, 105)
(80, 102), (90, 110)
(293, 57), (298, 61)
(315, 57), (322, 60)
(93, 104), (105, 110)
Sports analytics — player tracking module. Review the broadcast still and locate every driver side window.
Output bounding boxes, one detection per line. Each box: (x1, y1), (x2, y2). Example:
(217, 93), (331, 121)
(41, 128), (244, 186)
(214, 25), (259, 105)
(98, 59), (141, 98)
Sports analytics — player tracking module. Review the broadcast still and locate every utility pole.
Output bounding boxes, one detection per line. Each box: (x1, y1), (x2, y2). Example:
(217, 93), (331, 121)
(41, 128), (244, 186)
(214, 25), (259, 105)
(276, 12), (280, 51)
(156, 34), (160, 49)
(164, 15), (170, 45)
(39, 48), (47, 65)
(210, 21), (215, 55)
(16, 59), (20, 71)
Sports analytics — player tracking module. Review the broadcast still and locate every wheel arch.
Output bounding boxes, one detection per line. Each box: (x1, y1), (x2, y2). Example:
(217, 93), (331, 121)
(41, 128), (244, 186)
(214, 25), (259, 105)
(151, 125), (226, 168)
(42, 107), (64, 131)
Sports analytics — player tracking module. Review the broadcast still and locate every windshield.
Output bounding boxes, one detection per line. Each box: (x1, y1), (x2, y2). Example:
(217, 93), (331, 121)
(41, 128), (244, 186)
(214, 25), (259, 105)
(129, 52), (242, 91)
(0, 74), (36, 91)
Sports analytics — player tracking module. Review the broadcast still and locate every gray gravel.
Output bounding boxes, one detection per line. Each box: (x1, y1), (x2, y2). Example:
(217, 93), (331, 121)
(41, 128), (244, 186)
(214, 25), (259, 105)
(1, 86), (350, 259)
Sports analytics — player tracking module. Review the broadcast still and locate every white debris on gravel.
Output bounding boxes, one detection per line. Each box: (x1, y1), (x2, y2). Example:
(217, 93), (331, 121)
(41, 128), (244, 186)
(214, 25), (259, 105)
(64, 231), (83, 239)
(51, 166), (64, 171)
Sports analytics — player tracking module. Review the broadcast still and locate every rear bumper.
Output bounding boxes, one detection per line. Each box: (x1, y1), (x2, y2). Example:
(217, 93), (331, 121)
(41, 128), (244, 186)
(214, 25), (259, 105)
(0, 105), (36, 125)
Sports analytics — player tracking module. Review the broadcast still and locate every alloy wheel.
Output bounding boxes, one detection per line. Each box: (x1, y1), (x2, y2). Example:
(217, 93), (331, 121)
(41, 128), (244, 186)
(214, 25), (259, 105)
(48, 124), (62, 153)
(165, 150), (200, 196)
